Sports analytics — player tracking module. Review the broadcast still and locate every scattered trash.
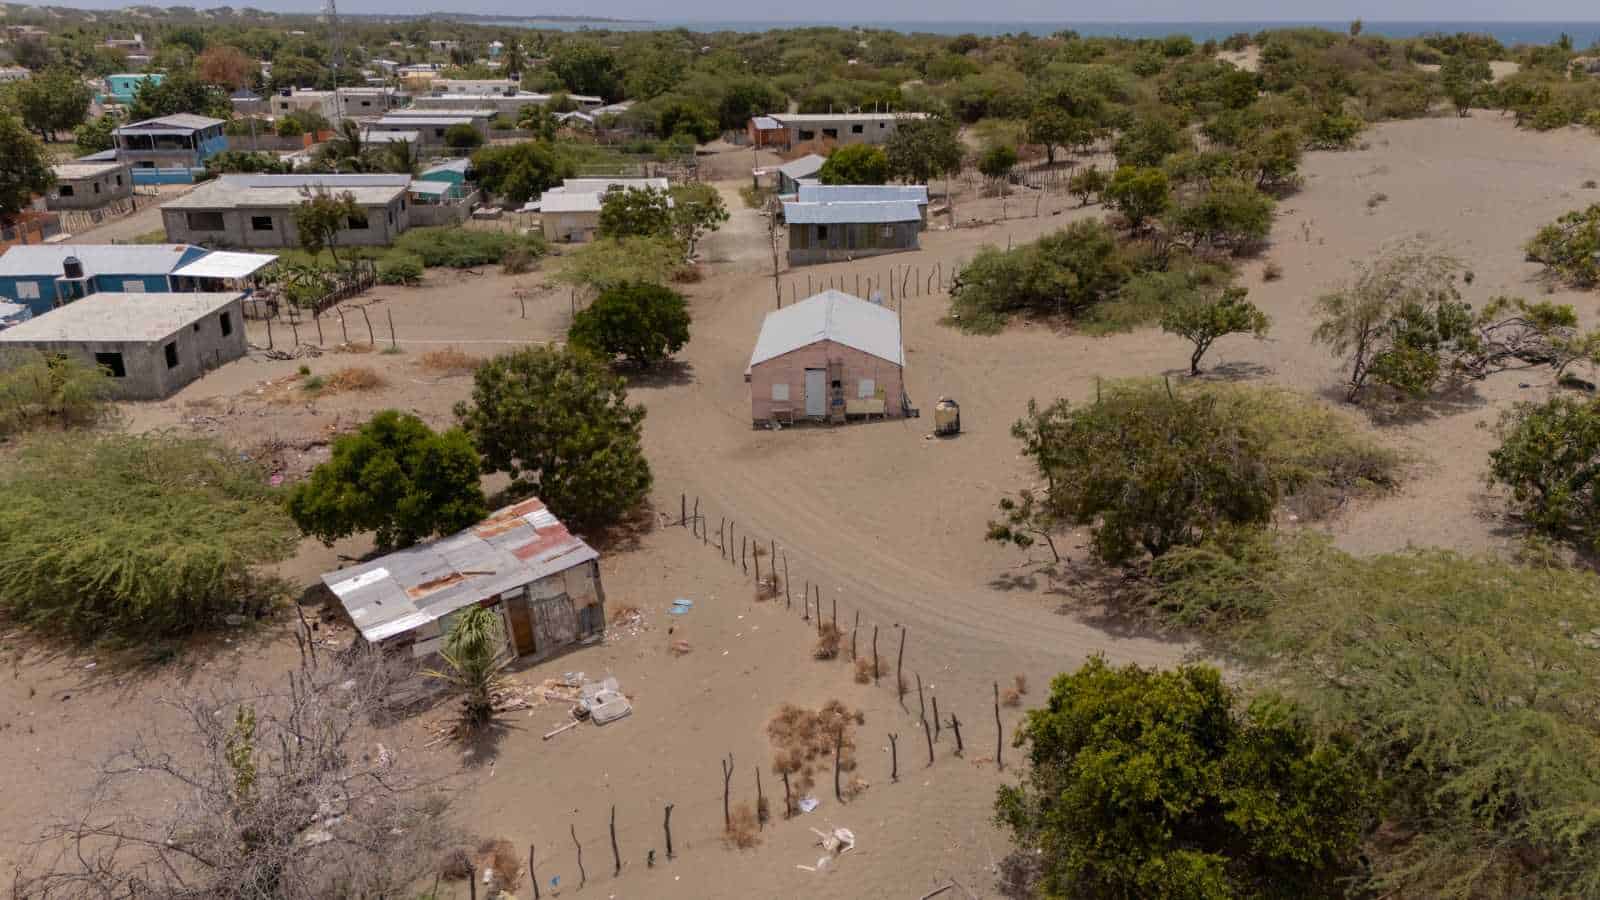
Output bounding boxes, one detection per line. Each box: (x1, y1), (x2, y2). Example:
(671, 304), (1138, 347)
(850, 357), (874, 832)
(669, 598), (695, 616)
(669, 639), (692, 656)
(798, 796), (820, 814)
(812, 826), (856, 854)
(579, 675), (632, 725)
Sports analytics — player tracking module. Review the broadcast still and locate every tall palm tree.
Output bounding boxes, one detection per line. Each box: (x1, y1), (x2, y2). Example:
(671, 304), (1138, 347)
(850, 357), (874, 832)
(375, 138), (418, 176)
(324, 118), (366, 171)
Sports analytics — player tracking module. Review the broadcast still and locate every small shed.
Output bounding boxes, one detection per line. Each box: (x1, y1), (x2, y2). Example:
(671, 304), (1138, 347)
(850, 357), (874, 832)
(782, 200), (922, 265)
(319, 498), (606, 661)
(0, 291), (246, 399)
(777, 154), (825, 194)
(746, 289), (907, 425)
(748, 115), (788, 148)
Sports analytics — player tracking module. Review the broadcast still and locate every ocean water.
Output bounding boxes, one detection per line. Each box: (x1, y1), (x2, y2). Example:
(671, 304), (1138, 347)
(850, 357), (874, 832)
(519, 19), (1600, 47)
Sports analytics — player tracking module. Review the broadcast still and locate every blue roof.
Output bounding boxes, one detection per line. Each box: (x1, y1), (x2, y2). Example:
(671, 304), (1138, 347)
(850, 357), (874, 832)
(0, 244), (204, 278)
(782, 201), (922, 225)
(797, 184), (929, 205)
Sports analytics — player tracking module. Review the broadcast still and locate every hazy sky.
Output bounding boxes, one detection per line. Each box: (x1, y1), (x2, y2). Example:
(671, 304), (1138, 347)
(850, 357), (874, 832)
(24, 0), (1600, 21)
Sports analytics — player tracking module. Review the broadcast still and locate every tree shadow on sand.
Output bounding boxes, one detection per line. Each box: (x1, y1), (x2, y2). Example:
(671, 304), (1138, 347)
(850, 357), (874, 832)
(622, 359), (695, 390)
(1317, 379), (1487, 428)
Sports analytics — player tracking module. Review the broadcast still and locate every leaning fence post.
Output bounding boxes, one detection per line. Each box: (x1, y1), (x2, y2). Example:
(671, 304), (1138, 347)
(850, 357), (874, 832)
(994, 682), (1004, 771)
(664, 803), (675, 860)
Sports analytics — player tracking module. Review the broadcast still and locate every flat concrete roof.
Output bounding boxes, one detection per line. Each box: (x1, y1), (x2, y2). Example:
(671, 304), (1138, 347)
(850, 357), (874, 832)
(52, 161), (127, 180)
(163, 174), (411, 210)
(0, 292), (242, 344)
(772, 112), (930, 123)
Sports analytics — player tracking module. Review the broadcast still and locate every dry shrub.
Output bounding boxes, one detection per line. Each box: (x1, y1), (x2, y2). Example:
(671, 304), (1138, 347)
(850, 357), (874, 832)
(1012, 673), (1029, 695)
(767, 701), (861, 796)
(475, 838), (522, 892)
(609, 604), (641, 625)
(756, 794), (771, 825)
(1262, 261), (1284, 282)
(814, 622), (843, 659)
(335, 341), (375, 354)
(854, 657), (876, 683)
(323, 366), (385, 393)
(754, 574), (781, 602)
(723, 804), (761, 850)
(846, 774), (870, 798)
(1002, 687), (1022, 707)
(418, 347), (482, 376)
(438, 847), (473, 880)
(672, 264), (704, 284)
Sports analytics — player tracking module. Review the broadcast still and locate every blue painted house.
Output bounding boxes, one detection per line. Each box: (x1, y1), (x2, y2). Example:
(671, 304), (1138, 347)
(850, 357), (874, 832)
(114, 114), (229, 184)
(104, 72), (164, 105)
(0, 244), (207, 317)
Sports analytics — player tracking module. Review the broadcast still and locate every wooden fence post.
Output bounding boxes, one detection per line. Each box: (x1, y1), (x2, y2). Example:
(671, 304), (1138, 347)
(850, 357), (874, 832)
(529, 844), (540, 899)
(721, 753), (734, 827)
(889, 733), (899, 783)
(950, 712), (964, 756)
(571, 823), (585, 889)
(872, 625), (880, 684)
(664, 804), (675, 860)
(923, 714), (934, 767)
(994, 682), (1004, 771)
(833, 726), (844, 802)
(784, 555), (791, 608)
(932, 694), (941, 742)
(610, 805), (621, 876)
(896, 627), (908, 706)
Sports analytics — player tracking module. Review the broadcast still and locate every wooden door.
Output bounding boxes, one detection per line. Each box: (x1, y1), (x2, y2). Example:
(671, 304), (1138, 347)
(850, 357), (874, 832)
(504, 590), (534, 655)
(531, 593), (578, 655)
(804, 369), (826, 417)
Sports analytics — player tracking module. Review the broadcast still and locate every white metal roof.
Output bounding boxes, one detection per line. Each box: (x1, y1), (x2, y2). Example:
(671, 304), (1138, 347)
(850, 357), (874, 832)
(116, 113), (225, 133)
(360, 129), (418, 143)
(747, 290), (904, 373)
(408, 180), (452, 195)
(0, 244), (198, 278)
(797, 184), (929, 204)
(172, 251), (278, 280)
(421, 159), (470, 176)
(751, 115), (781, 129)
(773, 112), (930, 123)
(782, 200), (922, 225)
(538, 191), (603, 213)
(778, 154), (826, 180)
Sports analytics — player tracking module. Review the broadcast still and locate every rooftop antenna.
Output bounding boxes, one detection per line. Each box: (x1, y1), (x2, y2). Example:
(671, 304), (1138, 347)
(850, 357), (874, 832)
(323, 0), (342, 121)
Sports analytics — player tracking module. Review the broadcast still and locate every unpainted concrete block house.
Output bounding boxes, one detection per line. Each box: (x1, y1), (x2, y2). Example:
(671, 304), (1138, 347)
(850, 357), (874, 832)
(320, 498), (606, 662)
(161, 174), (414, 249)
(746, 289), (907, 425)
(0, 291), (247, 400)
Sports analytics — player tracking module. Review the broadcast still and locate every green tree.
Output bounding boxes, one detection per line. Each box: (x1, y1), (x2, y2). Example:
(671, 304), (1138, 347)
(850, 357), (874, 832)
(1161, 286), (1271, 374)
(205, 150), (294, 176)
(1067, 166), (1108, 206)
(884, 115), (964, 184)
(1104, 165), (1172, 232)
(455, 346), (652, 530)
(292, 189), (362, 266)
(977, 143), (1018, 191)
(0, 111), (54, 217)
(548, 42), (622, 100)
(948, 219), (1132, 332)
(1305, 110), (1363, 150)
(999, 384), (1277, 564)
(1239, 126), (1303, 191)
(1165, 178), (1276, 250)
(443, 122), (482, 149)
(470, 140), (571, 205)
(1312, 245), (1473, 402)
(73, 111), (121, 155)
(997, 657), (1372, 899)
(717, 78), (782, 132)
(1489, 395), (1600, 547)
(1025, 104), (1092, 166)
(425, 605), (510, 732)
(669, 182), (729, 258)
(818, 144), (891, 185)
(1525, 204), (1600, 288)
(568, 282), (691, 368)
(1113, 111), (1193, 167)
(128, 68), (228, 120)
(286, 410), (486, 552)
(0, 349), (114, 438)
(1440, 54), (1493, 117)
(9, 67), (92, 141)
(598, 186), (673, 239)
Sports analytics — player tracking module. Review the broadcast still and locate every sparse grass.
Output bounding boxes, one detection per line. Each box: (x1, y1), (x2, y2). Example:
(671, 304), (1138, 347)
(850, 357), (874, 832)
(417, 347), (482, 376)
(739, 184), (774, 209)
(475, 838), (521, 892)
(1002, 688), (1022, 707)
(1012, 673), (1029, 695)
(325, 367), (385, 393)
(300, 374), (327, 394)
(130, 228), (169, 244)
(1583, 179), (1598, 189)
(754, 574), (781, 602)
(1262, 261), (1284, 281)
(380, 345), (404, 355)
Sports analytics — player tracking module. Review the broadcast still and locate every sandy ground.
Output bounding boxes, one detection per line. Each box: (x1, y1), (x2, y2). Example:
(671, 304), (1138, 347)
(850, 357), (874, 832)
(5, 112), (1600, 897)
(1217, 46), (1261, 72)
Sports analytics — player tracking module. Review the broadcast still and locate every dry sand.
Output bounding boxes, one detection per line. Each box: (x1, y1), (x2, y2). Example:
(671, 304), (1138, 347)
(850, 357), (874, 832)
(5, 112), (1600, 897)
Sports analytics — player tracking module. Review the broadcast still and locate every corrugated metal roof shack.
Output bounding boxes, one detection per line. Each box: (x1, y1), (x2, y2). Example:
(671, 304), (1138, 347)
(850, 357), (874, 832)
(319, 498), (606, 661)
(746, 289), (908, 426)
(782, 200), (922, 266)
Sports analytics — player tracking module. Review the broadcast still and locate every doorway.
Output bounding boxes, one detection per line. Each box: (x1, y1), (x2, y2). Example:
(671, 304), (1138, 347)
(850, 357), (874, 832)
(804, 368), (826, 417)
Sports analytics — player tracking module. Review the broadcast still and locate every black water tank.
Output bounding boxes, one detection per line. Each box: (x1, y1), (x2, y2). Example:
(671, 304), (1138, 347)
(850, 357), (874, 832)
(62, 256), (84, 280)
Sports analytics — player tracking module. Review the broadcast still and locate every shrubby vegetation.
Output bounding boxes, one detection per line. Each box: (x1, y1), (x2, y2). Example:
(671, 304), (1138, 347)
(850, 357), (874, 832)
(818, 144), (891, 185)
(0, 433), (297, 641)
(393, 227), (546, 269)
(567, 282), (691, 368)
(998, 657), (1371, 898)
(0, 350), (115, 439)
(455, 346), (652, 530)
(947, 220), (1132, 333)
(1490, 395), (1600, 549)
(1525, 204), (1600, 288)
(287, 410), (487, 552)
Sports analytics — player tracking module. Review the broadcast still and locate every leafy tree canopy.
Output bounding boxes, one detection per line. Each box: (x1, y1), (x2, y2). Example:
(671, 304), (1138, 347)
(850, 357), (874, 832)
(818, 144), (891, 185)
(568, 282), (691, 368)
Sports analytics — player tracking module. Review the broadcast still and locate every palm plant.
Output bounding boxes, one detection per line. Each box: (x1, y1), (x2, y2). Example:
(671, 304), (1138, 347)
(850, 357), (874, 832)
(425, 606), (509, 732)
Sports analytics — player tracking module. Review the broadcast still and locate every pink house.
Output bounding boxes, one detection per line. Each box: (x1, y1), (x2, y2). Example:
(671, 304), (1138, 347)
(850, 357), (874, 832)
(745, 290), (907, 426)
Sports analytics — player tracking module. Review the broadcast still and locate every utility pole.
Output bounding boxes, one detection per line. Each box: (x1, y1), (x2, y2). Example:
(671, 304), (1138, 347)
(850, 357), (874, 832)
(324, 0), (343, 122)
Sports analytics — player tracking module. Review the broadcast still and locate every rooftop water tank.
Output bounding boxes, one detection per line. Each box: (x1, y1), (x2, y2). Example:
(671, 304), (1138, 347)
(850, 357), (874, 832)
(61, 256), (84, 280)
